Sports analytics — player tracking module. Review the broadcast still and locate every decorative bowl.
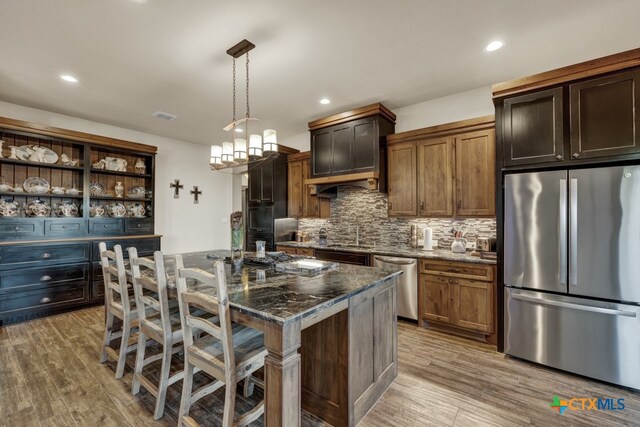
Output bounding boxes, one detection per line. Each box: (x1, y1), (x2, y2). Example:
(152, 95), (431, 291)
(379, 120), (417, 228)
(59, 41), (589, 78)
(51, 186), (66, 195)
(66, 188), (81, 196)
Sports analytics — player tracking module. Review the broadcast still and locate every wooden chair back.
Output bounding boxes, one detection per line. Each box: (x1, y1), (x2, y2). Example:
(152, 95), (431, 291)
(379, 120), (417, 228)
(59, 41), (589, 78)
(99, 242), (131, 315)
(129, 248), (171, 336)
(175, 256), (235, 372)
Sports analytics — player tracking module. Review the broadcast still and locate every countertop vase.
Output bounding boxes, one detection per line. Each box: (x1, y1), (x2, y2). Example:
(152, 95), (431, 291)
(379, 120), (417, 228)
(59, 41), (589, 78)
(451, 238), (467, 254)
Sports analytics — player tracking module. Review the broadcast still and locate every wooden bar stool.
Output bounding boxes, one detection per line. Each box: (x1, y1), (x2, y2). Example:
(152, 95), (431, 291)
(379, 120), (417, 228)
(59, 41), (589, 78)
(175, 256), (267, 427)
(98, 242), (138, 379)
(129, 248), (185, 420)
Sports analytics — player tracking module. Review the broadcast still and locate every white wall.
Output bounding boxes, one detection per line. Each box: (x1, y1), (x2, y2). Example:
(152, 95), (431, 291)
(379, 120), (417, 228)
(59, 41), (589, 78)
(280, 85), (494, 152)
(393, 86), (494, 133)
(0, 100), (232, 254)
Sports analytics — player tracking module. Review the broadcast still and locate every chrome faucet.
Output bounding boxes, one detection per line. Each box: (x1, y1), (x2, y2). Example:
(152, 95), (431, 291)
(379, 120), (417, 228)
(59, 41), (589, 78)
(347, 212), (359, 247)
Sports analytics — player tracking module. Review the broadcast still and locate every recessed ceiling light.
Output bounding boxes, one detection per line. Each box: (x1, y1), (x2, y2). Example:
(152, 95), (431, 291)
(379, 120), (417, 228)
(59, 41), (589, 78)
(319, 98), (331, 105)
(235, 128), (243, 133)
(152, 111), (177, 121)
(60, 74), (78, 83)
(485, 40), (504, 52)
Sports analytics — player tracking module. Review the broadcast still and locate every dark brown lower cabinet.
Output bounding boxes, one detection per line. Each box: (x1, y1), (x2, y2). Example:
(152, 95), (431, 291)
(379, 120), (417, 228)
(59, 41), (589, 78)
(419, 259), (496, 342)
(300, 275), (396, 426)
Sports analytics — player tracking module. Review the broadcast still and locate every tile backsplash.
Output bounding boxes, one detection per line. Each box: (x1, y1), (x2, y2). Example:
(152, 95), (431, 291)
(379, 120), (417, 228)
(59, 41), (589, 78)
(298, 186), (496, 249)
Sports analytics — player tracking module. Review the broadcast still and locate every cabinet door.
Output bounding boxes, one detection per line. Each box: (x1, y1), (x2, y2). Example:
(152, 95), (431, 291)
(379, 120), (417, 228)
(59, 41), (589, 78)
(352, 119), (377, 172)
(503, 87), (564, 166)
(260, 161), (274, 203)
(570, 69), (640, 160)
(451, 278), (494, 333)
(387, 142), (417, 216)
(331, 124), (353, 174)
(420, 274), (451, 324)
(302, 159), (318, 217)
(288, 160), (304, 218)
(312, 129), (333, 176)
(417, 138), (454, 217)
(454, 129), (496, 217)
(248, 167), (261, 203)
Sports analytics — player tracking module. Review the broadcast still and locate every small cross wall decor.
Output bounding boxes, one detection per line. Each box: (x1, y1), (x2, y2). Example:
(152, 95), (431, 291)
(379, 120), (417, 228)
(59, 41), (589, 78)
(170, 179), (184, 198)
(190, 186), (202, 204)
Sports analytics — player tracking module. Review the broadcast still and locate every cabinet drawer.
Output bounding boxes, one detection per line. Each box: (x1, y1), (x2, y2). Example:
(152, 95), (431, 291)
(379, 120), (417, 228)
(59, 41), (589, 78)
(420, 260), (494, 282)
(315, 250), (370, 266)
(0, 242), (91, 269)
(45, 219), (86, 237)
(0, 220), (43, 239)
(0, 263), (89, 291)
(124, 218), (153, 234)
(92, 280), (105, 301)
(91, 237), (160, 261)
(0, 284), (90, 319)
(297, 248), (315, 257)
(89, 219), (124, 235)
(276, 245), (297, 255)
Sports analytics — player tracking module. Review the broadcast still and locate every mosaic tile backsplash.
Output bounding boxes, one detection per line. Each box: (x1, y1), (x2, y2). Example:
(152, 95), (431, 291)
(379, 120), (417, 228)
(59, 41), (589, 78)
(298, 187), (496, 249)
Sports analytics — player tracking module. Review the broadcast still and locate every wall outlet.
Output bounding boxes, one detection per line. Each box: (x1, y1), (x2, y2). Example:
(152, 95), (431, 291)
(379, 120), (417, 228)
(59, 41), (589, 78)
(466, 241), (476, 250)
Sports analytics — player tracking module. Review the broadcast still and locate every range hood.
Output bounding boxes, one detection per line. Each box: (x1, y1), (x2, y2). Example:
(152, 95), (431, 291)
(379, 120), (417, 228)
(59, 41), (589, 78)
(306, 103), (396, 198)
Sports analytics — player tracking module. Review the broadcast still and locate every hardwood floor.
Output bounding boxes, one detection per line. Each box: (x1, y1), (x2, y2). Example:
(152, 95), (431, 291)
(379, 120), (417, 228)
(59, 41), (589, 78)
(0, 307), (638, 426)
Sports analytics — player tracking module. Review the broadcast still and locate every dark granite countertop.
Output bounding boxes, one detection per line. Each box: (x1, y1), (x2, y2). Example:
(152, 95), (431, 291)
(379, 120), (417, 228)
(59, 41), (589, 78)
(276, 241), (497, 265)
(161, 250), (401, 326)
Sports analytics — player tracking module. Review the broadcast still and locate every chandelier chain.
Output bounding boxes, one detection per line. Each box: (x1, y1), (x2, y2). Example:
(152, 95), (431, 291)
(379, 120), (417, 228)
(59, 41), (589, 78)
(246, 52), (250, 119)
(232, 57), (236, 123)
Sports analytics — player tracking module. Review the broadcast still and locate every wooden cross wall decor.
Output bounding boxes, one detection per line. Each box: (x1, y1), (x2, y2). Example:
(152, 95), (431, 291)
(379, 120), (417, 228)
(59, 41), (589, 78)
(170, 179), (184, 198)
(190, 186), (202, 204)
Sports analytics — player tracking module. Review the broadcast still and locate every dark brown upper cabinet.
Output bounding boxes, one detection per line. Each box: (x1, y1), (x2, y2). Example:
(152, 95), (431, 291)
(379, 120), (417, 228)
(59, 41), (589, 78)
(570, 69), (640, 160)
(502, 87), (564, 166)
(307, 104), (396, 193)
(248, 159), (275, 203)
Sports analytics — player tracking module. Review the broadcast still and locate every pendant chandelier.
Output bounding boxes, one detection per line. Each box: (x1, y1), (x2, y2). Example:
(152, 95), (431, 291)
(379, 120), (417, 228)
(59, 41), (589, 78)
(210, 39), (278, 172)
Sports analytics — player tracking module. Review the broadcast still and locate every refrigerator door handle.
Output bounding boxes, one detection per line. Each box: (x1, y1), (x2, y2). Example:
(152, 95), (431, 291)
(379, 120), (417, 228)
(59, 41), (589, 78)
(570, 178), (578, 287)
(559, 179), (567, 286)
(511, 293), (637, 317)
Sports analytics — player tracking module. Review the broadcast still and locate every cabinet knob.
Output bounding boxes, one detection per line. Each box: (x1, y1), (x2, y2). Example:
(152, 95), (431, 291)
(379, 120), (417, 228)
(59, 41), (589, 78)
(62, 225), (68, 230)
(40, 297), (52, 304)
(40, 275), (52, 282)
(448, 279), (454, 284)
(104, 225), (109, 228)
(556, 155), (563, 160)
(14, 226), (20, 231)
(420, 202), (425, 210)
(41, 252), (51, 259)
(137, 224), (141, 228)
(572, 153), (580, 158)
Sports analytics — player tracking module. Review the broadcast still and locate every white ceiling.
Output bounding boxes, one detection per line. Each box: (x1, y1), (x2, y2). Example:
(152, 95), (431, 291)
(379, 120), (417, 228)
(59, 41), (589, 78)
(1, 0), (640, 145)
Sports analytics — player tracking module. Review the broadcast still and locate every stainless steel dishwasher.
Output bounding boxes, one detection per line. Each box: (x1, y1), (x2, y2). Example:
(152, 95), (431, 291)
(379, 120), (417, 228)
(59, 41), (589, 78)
(373, 256), (418, 320)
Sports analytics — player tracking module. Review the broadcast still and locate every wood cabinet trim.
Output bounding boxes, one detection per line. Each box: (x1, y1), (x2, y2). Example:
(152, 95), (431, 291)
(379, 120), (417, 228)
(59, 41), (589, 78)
(287, 151), (311, 162)
(387, 116), (495, 144)
(306, 171), (379, 186)
(308, 103), (396, 130)
(492, 47), (640, 99)
(0, 116), (158, 153)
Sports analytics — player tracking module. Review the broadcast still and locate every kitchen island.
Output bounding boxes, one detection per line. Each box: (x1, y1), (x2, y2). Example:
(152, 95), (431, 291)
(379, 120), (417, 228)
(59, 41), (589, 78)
(162, 251), (401, 427)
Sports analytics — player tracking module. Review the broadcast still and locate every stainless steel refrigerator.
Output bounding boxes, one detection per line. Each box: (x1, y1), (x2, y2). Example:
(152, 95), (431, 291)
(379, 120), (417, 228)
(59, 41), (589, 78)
(504, 165), (640, 390)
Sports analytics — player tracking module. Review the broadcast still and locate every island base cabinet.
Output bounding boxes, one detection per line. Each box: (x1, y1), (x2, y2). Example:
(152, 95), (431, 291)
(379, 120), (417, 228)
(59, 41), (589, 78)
(299, 276), (397, 426)
(349, 277), (397, 425)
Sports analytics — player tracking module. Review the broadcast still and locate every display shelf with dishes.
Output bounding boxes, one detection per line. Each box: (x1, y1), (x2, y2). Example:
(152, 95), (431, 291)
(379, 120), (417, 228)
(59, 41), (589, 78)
(0, 117), (159, 325)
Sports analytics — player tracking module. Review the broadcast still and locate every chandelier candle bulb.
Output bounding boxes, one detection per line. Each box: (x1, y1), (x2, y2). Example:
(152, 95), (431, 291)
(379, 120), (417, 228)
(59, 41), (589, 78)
(234, 138), (247, 162)
(210, 145), (223, 166)
(263, 129), (278, 153)
(249, 134), (263, 158)
(221, 141), (234, 165)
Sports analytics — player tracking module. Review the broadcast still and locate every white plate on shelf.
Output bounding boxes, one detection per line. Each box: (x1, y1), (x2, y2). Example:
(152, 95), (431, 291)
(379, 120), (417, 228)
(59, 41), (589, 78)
(90, 182), (106, 197)
(0, 199), (19, 217)
(23, 177), (50, 194)
(54, 201), (79, 217)
(26, 200), (51, 217)
(107, 202), (127, 218)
